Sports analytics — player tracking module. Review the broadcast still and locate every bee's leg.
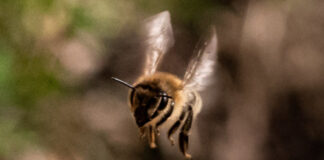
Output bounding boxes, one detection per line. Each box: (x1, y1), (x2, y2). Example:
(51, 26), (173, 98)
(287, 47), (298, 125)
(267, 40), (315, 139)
(179, 106), (193, 159)
(156, 100), (174, 127)
(167, 109), (186, 145)
(147, 99), (174, 149)
(139, 127), (146, 139)
(148, 125), (157, 148)
(150, 93), (169, 119)
(156, 127), (160, 136)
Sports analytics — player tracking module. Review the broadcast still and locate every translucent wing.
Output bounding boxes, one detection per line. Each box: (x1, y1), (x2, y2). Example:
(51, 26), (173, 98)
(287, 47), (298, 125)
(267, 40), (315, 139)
(183, 27), (218, 91)
(143, 11), (174, 75)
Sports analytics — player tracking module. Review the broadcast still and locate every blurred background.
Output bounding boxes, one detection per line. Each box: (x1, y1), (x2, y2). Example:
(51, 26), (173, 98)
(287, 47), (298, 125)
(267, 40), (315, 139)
(0, 0), (324, 160)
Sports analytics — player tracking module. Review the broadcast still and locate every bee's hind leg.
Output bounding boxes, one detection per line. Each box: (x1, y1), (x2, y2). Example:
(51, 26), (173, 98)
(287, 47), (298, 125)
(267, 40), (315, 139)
(179, 106), (193, 159)
(167, 109), (186, 145)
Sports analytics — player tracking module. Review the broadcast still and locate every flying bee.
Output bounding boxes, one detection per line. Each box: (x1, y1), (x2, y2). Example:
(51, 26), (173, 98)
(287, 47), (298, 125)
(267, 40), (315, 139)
(112, 11), (217, 159)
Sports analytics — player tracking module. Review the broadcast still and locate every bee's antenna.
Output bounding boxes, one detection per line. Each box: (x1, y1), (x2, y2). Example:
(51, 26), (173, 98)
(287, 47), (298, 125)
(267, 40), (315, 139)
(111, 77), (135, 89)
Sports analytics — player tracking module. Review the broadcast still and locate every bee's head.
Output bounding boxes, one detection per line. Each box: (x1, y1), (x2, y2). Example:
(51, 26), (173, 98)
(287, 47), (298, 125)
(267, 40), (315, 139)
(129, 84), (162, 127)
(111, 77), (172, 127)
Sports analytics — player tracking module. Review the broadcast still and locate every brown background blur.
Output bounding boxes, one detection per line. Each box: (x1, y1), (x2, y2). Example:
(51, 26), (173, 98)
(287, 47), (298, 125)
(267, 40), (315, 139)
(0, 0), (323, 160)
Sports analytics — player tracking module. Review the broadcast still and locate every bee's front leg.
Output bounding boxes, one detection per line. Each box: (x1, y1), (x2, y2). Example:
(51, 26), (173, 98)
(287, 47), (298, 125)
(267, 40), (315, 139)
(148, 125), (157, 148)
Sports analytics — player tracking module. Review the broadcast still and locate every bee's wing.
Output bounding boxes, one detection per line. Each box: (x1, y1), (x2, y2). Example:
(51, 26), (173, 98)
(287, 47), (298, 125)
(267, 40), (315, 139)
(143, 11), (174, 75)
(183, 27), (218, 91)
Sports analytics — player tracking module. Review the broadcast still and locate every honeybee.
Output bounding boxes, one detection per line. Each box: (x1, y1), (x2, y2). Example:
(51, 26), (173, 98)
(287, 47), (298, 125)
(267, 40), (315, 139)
(112, 11), (217, 159)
